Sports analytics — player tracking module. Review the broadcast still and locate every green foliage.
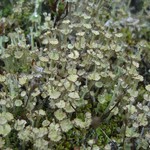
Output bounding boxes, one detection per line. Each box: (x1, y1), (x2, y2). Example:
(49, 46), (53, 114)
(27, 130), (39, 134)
(0, 0), (150, 149)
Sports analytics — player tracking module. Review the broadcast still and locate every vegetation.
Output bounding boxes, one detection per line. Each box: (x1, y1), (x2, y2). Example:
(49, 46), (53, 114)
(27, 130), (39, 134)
(0, 0), (150, 149)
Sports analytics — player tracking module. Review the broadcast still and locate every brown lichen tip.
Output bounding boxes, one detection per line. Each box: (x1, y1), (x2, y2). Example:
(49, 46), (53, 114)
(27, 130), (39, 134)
(91, 116), (101, 129)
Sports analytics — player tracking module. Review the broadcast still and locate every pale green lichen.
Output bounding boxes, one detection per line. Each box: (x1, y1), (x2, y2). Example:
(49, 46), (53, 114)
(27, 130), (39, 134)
(0, 0), (150, 149)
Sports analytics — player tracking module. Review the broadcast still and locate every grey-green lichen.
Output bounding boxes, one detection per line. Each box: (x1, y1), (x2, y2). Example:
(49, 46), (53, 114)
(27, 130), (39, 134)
(0, 0), (150, 149)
